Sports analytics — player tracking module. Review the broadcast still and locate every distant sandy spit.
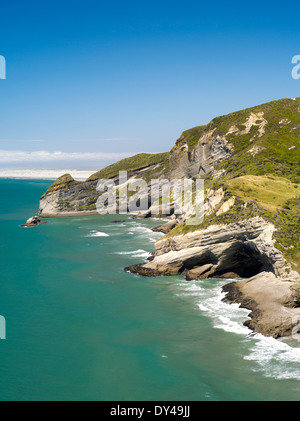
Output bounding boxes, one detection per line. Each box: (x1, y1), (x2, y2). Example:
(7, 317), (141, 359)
(0, 169), (96, 181)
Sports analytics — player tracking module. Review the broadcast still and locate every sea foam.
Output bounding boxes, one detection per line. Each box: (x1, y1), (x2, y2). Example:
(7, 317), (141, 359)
(115, 249), (151, 259)
(127, 224), (163, 242)
(176, 279), (300, 380)
(85, 230), (109, 237)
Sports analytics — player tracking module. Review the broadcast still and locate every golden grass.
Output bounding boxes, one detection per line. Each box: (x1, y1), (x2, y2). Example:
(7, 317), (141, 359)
(227, 175), (300, 211)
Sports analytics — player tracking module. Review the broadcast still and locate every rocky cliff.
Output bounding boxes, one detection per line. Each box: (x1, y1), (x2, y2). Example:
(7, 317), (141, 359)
(126, 217), (288, 279)
(38, 97), (300, 337)
(39, 153), (169, 217)
(39, 97), (300, 219)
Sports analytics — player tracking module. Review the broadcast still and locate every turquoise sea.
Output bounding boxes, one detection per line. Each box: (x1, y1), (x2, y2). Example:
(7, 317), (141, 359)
(1, 178), (300, 401)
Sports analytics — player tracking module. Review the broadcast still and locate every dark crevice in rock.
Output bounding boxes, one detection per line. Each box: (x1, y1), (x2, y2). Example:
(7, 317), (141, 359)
(125, 240), (276, 280)
(182, 242), (275, 280)
(180, 251), (218, 271)
(212, 242), (274, 279)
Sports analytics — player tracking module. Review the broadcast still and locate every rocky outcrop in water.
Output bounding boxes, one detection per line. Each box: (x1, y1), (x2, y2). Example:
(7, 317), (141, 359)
(21, 215), (47, 227)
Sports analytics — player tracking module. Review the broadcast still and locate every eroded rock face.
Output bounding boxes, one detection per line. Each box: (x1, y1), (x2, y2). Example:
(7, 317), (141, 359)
(238, 112), (268, 140)
(126, 217), (288, 280)
(126, 216), (300, 338)
(222, 271), (300, 338)
(38, 161), (170, 217)
(151, 220), (178, 234)
(169, 130), (233, 180)
(39, 179), (100, 217)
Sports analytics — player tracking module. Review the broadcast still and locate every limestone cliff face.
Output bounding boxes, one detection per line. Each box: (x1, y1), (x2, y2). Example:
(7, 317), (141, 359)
(169, 128), (233, 180)
(170, 97), (300, 184)
(39, 154), (169, 217)
(126, 217), (289, 279)
(39, 175), (99, 217)
(223, 271), (300, 338)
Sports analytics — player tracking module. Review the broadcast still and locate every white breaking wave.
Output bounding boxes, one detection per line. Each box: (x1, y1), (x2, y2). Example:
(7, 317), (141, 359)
(175, 279), (300, 380)
(128, 224), (163, 242)
(85, 230), (109, 237)
(177, 279), (251, 336)
(115, 249), (151, 259)
(244, 335), (300, 380)
(103, 224), (127, 228)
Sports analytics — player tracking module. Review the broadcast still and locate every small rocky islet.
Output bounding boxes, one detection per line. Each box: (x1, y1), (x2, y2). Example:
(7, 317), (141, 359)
(21, 215), (47, 227)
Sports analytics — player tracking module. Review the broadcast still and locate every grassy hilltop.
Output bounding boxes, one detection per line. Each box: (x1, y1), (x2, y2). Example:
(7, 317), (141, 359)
(169, 98), (300, 269)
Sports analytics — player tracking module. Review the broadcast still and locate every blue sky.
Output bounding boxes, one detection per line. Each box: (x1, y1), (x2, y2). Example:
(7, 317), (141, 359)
(0, 0), (300, 169)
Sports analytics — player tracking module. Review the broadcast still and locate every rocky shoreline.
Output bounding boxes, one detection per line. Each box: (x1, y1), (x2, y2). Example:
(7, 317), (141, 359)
(37, 210), (99, 218)
(222, 272), (300, 338)
(32, 98), (300, 339)
(24, 208), (300, 338)
(126, 217), (288, 279)
(125, 217), (300, 338)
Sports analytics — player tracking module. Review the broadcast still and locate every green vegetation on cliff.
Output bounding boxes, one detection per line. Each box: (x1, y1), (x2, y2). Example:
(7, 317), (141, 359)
(173, 98), (300, 182)
(165, 98), (300, 269)
(87, 152), (169, 181)
(227, 175), (300, 211)
(273, 197), (300, 267)
(172, 125), (208, 152)
(167, 177), (300, 270)
(41, 174), (79, 199)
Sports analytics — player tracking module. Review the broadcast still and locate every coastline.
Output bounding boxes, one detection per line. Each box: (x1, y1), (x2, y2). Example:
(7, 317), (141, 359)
(35, 207), (300, 339)
(222, 272), (300, 338)
(36, 202), (300, 340)
(39, 210), (100, 218)
(5, 179), (300, 398)
(126, 218), (300, 339)
(0, 169), (95, 181)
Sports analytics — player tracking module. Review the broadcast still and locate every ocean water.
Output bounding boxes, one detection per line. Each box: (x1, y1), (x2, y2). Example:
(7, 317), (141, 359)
(1, 178), (300, 401)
